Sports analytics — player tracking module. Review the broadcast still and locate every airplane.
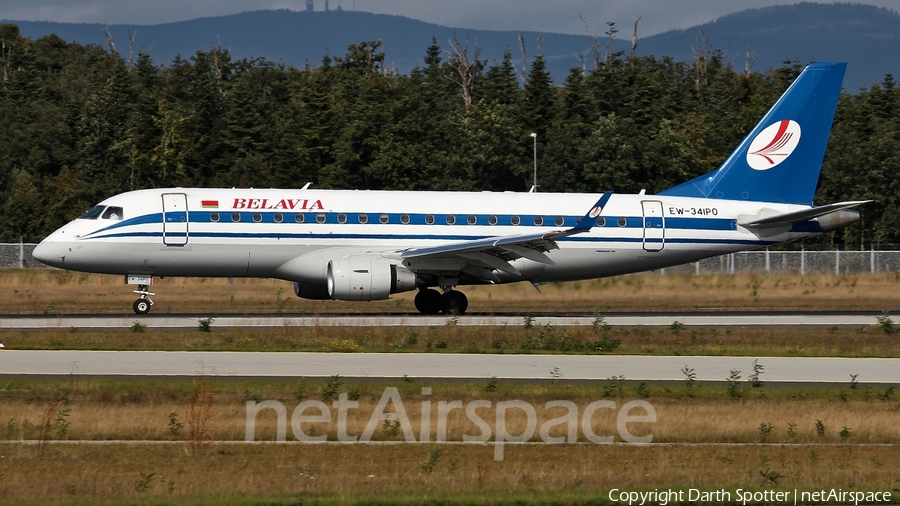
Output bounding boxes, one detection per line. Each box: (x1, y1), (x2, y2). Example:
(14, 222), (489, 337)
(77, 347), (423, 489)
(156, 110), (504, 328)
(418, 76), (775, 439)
(33, 62), (867, 315)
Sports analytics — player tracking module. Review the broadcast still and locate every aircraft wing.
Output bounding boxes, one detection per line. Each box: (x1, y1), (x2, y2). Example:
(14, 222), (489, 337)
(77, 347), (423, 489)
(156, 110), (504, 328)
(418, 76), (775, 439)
(738, 200), (871, 227)
(400, 192), (612, 281)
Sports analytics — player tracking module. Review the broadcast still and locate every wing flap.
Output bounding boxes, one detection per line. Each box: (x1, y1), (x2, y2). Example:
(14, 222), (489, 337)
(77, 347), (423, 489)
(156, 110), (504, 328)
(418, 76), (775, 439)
(459, 252), (522, 275)
(503, 244), (555, 265)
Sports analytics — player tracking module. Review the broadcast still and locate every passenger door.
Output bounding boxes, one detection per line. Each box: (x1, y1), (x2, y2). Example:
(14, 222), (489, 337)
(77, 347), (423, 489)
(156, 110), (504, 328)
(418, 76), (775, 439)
(641, 200), (665, 252)
(162, 193), (189, 246)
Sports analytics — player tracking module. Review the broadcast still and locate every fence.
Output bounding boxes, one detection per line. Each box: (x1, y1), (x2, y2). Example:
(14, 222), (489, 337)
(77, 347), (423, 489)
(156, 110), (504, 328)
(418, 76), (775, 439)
(0, 243), (42, 269)
(4, 242), (900, 275)
(661, 249), (900, 275)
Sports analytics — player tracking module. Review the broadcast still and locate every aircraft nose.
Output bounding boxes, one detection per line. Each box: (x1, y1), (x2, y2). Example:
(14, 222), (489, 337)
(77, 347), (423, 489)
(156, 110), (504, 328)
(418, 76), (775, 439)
(32, 240), (50, 264)
(32, 239), (62, 267)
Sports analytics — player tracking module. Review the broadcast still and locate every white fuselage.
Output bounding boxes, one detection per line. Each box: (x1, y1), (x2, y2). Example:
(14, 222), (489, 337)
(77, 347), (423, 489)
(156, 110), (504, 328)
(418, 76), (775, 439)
(34, 188), (817, 287)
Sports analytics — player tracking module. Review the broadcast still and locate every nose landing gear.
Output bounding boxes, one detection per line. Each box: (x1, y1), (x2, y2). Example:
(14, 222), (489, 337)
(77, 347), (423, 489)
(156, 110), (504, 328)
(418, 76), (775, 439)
(132, 284), (155, 314)
(126, 275), (155, 314)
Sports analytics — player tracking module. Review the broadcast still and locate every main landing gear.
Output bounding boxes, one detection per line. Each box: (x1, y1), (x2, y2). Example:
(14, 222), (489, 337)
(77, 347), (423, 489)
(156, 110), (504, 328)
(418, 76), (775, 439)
(133, 284), (155, 315)
(414, 288), (469, 315)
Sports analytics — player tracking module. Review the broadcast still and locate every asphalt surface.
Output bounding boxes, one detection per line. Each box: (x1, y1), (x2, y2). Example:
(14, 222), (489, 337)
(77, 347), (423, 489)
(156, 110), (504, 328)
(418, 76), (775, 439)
(2, 311), (895, 384)
(2, 350), (897, 384)
(0, 312), (887, 329)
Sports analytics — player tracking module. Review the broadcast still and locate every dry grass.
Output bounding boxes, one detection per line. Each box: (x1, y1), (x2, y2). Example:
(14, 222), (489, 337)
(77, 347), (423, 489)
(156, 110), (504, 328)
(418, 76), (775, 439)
(5, 324), (900, 358)
(2, 379), (898, 504)
(3, 269), (900, 314)
(3, 397), (899, 445)
(3, 380), (899, 444)
(0, 443), (897, 505)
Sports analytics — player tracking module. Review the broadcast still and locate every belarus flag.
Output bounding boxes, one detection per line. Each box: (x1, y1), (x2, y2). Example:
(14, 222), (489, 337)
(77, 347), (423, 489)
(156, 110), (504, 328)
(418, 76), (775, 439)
(201, 200), (219, 209)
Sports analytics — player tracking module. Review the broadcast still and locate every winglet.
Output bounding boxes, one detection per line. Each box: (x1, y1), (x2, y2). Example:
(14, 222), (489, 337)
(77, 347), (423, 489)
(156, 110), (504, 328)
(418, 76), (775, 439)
(570, 191), (613, 233)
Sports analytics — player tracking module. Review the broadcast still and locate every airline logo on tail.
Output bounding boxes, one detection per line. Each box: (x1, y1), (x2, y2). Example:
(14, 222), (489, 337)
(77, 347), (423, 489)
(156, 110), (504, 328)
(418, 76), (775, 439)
(746, 120), (802, 170)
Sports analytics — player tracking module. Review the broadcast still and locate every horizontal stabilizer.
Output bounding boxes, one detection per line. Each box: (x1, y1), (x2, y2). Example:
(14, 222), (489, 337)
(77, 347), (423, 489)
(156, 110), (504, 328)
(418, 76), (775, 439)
(739, 201), (871, 227)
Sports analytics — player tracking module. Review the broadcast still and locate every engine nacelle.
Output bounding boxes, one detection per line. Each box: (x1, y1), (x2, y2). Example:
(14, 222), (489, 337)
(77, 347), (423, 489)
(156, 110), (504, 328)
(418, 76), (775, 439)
(326, 256), (417, 301)
(817, 209), (860, 232)
(293, 282), (331, 300)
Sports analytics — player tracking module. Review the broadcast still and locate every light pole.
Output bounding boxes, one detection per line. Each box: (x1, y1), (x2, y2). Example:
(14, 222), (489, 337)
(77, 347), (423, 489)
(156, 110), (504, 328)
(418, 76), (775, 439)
(530, 132), (538, 192)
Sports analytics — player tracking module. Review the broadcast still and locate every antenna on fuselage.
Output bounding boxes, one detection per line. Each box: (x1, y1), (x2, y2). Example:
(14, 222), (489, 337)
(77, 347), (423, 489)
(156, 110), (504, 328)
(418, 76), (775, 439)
(301, 182), (313, 190)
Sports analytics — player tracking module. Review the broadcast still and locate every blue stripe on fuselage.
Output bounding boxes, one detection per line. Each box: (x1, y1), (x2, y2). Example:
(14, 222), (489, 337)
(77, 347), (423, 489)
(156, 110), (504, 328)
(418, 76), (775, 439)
(80, 211), (737, 238)
(82, 229), (773, 247)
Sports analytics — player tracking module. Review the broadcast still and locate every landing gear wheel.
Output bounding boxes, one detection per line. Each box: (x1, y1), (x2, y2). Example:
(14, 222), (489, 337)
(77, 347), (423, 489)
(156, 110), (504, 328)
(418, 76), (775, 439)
(441, 290), (468, 315)
(133, 299), (151, 315)
(131, 283), (155, 315)
(414, 289), (442, 314)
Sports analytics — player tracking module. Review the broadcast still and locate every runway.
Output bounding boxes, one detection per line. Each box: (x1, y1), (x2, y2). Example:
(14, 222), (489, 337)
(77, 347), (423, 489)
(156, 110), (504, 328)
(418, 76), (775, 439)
(0, 311), (887, 329)
(2, 350), (898, 384)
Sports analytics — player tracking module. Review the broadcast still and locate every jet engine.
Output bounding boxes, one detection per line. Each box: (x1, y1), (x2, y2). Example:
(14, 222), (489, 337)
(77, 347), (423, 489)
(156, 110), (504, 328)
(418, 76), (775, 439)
(326, 256), (417, 301)
(293, 282), (331, 300)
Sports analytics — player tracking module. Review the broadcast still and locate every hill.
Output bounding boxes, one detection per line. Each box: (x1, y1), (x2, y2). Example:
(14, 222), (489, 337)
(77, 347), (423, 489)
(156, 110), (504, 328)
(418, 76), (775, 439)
(4, 3), (900, 90)
(2, 10), (597, 81)
(638, 2), (900, 91)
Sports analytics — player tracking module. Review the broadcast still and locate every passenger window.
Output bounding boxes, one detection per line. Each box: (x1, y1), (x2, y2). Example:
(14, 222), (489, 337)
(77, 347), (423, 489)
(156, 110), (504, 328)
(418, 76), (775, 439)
(79, 206), (105, 220)
(210, 212), (220, 223)
(446, 215), (456, 225)
(274, 213), (283, 223)
(401, 214), (410, 224)
(425, 215), (434, 225)
(554, 216), (564, 226)
(380, 214), (389, 224)
(488, 215), (498, 225)
(102, 206), (123, 220)
(617, 217), (627, 227)
(358, 213), (368, 224)
(467, 215), (476, 225)
(596, 217), (606, 227)
(511, 216), (520, 226)
(533, 216), (543, 226)
(295, 213), (304, 223)
(337, 213), (347, 224)
(232, 212), (241, 222)
(252, 213), (262, 223)
(317, 213), (326, 224)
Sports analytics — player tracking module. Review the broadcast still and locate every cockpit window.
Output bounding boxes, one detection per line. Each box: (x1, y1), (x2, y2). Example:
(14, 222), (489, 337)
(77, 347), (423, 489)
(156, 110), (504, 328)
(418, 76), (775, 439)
(78, 206), (105, 220)
(102, 206), (123, 220)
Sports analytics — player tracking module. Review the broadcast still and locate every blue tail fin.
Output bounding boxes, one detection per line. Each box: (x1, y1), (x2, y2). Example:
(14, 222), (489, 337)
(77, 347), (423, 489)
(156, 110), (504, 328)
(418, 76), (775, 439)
(660, 62), (846, 205)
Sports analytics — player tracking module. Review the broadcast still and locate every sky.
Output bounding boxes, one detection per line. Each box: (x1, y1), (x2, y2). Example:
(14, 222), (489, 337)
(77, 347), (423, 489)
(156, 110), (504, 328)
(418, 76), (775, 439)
(1, 0), (898, 36)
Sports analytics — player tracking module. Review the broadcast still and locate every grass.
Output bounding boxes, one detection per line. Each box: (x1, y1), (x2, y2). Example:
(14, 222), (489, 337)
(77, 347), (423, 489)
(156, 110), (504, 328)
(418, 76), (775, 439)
(4, 324), (900, 357)
(2, 379), (899, 504)
(4, 269), (900, 314)
(1, 444), (899, 505)
(0, 377), (900, 505)
(2, 379), (900, 444)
